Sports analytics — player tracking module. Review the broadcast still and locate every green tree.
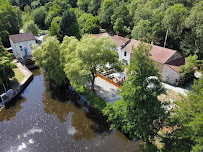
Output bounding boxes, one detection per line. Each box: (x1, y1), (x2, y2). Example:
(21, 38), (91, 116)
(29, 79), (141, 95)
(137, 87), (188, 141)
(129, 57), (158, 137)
(103, 43), (167, 150)
(45, 11), (57, 28)
(67, 0), (77, 8)
(31, 0), (41, 9)
(32, 36), (66, 86)
(88, 0), (100, 16)
(179, 55), (199, 83)
(99, 0), (117, 28)
(0, 0), (22, 46)
(0, 38), (15, 93)
(33, 6), (47, 28)
(60, 10), (80, 38)
(64, 34), (120, 92)
(78, 13), (100, 34)
(163, 4), (188, 38)
(24, 5), (32, 14)
(162, 76), (203, 152)
(184, 1), (203, 59)
(49, 17), (61, 38)
(23, 20), (39, 35)
(77, 0), (90, 12)
(131, 19), (152, 42)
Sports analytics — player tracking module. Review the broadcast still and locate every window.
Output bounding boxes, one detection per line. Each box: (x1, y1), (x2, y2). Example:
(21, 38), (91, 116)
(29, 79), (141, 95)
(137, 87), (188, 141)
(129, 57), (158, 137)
(20, 46), (23, 51)
(30, 44), (32, 49)
(124, 51), (127, 56)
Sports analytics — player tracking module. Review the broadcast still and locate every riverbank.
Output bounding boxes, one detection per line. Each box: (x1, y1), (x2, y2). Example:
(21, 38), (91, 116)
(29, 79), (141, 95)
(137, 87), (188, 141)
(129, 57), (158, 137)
(0, 60), (33, 110)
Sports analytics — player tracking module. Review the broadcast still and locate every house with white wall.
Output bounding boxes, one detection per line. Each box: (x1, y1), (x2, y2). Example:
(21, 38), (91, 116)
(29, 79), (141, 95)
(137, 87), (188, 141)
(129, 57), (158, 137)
(9, 32), (36, 59)
(111, 35), (186, 86)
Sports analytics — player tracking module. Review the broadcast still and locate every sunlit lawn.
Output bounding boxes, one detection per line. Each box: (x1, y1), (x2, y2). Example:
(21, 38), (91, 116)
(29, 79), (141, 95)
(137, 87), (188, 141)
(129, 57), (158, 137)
(13, 67), (24, 83)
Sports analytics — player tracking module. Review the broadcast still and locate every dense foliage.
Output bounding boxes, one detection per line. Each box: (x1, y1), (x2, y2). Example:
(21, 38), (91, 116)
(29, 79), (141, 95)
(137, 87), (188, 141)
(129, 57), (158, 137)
(62, 34), (120, 92)
(162, 76), (203, 152)
(32, 37), (66, 86)
(0, 0), (22, 46)
(3, 0), (202, 58)
(0, 39), (15, 92)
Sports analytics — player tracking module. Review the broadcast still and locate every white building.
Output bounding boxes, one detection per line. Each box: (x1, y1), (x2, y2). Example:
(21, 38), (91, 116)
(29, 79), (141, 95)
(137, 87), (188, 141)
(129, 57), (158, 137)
(111, 35), (186, 86)
(9, 33), (36, 59)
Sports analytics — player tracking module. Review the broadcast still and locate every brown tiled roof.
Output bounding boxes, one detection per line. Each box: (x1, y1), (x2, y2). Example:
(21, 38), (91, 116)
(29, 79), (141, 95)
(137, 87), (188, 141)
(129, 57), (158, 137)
(10, 33), (35, 43)
(92, 33), (110, 38)
(111, 35), (129, 47)
(117, 37), (178, 64)
(166, 57), (186, 74)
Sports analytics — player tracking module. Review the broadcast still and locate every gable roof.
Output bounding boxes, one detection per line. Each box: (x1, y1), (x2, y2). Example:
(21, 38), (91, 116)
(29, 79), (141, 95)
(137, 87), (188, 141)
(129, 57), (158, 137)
(166, 57), (186, 74)
(111, 35), (129, 47)
(112, 35), (180, 64)
(9, 33), (35, 43)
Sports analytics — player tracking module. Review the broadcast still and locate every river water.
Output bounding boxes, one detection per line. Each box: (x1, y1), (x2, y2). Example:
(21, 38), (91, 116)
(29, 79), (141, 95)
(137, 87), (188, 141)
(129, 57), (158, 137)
(0, 69), (139, 152)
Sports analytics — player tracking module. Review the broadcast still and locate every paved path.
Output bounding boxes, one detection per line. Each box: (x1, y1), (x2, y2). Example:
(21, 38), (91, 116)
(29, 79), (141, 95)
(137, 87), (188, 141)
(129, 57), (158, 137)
(162, 82), (189, 96)
(94, 77), (121, 104)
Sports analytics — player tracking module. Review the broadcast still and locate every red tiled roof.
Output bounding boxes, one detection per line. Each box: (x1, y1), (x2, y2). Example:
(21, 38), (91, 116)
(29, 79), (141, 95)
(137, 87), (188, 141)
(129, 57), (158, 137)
(92, 33), (110, 38)
(10, 33), (35, 43)
(114, 36), (179, 64)
(166, 57), (186, 74)
(111, 35), (129, 47)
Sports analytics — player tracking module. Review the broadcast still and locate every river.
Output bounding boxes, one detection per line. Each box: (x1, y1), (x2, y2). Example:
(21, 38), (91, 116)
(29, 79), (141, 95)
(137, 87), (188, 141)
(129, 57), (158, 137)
(0, 69), (139, 152)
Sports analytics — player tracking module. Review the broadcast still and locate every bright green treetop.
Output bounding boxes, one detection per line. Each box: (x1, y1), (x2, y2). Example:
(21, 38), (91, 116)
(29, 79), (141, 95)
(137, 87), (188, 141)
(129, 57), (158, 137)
(0, 39), (15, 92)
(163, 4), (188, 38)
(78, 13), (100, 34)
(32, 36), (66, 86)
(23, 20), (39, 35)
(63, 34), (120, 92)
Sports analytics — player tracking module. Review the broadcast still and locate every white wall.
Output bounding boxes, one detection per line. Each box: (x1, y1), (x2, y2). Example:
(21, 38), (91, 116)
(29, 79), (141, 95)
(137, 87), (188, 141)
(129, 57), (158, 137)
(161, 64), (180, 86)
(117, 47), (131, 65)
(9, 38), (36, 58)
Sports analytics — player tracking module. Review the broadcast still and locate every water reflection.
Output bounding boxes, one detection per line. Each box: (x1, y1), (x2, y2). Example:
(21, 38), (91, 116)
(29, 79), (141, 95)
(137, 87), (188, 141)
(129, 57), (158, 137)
(0, 69), (140, 152)
(0, 96), (26, 122)
(42, 80), (99, 141)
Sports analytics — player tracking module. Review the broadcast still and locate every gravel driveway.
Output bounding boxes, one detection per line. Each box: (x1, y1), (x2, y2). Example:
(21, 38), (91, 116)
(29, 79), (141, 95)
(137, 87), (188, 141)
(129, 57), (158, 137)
(94, 77), (121, 104)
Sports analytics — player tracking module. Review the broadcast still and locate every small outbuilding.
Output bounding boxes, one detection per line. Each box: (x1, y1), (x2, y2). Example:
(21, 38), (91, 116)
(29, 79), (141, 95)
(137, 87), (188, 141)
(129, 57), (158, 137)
(9, 32), (36, 59)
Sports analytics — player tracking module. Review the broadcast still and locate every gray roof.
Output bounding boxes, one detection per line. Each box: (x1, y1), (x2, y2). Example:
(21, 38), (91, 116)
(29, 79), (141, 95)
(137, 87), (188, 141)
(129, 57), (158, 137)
(10, 33), (35, 43)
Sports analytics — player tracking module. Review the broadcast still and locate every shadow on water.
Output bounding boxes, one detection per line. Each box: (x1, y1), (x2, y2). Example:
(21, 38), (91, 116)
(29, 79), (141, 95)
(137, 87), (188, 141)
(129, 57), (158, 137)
(42, 76), (111, 137)
(0, 96), (26, 122)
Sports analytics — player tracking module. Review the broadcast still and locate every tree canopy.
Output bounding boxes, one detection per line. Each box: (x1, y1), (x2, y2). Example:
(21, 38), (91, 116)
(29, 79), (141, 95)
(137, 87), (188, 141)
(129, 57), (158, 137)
(0, 0), (22, 46)
(162, 76), (203, 152)
(23, 20), (39, 35)
(60, 10), (81, 38)
(0, 39), (15, 93)
(63, 34), (120, 92)
(32, 37), (66, 86)
(103, 43), (167, 150)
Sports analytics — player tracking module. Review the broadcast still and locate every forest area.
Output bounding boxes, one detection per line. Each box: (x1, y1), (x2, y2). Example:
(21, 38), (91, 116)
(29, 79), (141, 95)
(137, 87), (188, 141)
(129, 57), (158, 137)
(0, 0), (203, 59)
(0, 0), (203, 152)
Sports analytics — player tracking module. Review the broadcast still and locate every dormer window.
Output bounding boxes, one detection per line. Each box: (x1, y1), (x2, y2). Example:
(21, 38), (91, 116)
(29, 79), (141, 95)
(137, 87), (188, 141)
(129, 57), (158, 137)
(124, 51), (127, 56)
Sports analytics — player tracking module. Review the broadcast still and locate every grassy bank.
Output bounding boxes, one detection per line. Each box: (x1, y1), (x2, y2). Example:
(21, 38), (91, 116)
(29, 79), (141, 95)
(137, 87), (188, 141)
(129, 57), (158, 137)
(73, 84), (107, 111)
(13, 67), (24, 83)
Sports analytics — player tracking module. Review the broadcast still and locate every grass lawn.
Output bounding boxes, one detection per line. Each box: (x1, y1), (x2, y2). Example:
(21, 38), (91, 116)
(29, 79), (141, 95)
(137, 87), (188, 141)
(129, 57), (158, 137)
(13, 67), (24, 83)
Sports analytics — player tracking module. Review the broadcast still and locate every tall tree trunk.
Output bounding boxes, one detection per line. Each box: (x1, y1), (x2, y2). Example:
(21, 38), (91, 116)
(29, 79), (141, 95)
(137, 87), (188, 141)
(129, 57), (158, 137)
(90, 67), (95, 92)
